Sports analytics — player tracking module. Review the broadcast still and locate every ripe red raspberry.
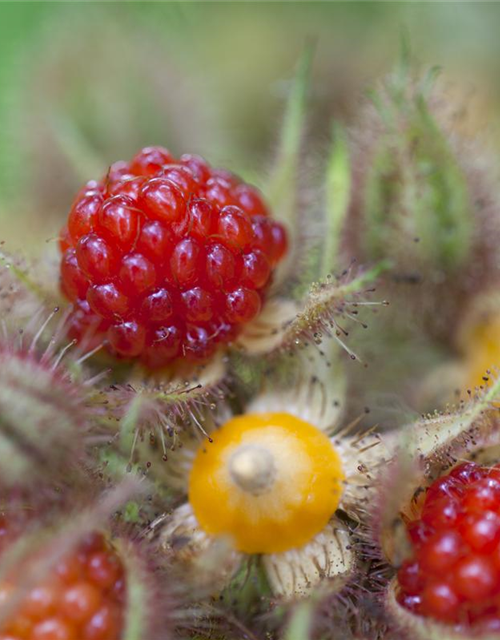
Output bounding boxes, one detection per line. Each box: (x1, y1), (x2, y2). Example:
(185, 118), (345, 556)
(397, 462), (500, 628)
(0, 527), (125, 640)
(59, 147), (288, 367)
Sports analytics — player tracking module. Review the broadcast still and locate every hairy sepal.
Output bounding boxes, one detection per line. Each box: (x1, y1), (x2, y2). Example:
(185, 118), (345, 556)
(117, 537), (173, 640)
(236, 263), (387, 360)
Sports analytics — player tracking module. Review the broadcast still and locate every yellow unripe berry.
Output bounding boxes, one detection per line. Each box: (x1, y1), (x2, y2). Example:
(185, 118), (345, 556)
(463, 315), (500, 389)
(188, 413), (344, 554)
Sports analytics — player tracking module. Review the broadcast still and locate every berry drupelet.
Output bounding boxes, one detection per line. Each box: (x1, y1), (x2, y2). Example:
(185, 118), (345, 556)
(59, 147), (288, 368)
(397, 462), (500, 632)
(0, 526), (125, 640)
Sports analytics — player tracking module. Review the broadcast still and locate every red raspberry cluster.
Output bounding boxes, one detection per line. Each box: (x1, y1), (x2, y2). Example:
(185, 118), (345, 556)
(398, 462), (500, 632)
(0, 527), (124, 640)
(59, 147), (288, 368)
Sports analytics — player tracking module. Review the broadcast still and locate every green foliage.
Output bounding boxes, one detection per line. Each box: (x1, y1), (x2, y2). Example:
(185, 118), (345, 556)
(363, 74), (473, 273)
(266, 44), (312, 226)
(322, 123), (352, 276)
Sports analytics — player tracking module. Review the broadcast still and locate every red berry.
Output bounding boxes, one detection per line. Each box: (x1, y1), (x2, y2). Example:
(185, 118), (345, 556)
(68, 192), (103, 243)
(252, 216), (274, 254)
(30, 617), (76, 640)
(399, 463), (500, 629)
(424, 476), (464, 507)
(406, 520), (433, 546)
(241, 250), (271, 289)
(460, 511), (500, 553)
(83, 604), (121, 640)
(55, 556), (84, 584)
(107, 175), (146, 201)
(454, 555), (498, 601)
(24, 585), (61, 620)
(142, 325), (182, 367)
(76, 234), (119, 283)
(463, 478), (500, 512)
(421, 497), (462, 530)
(209, 318), (238, 344)
(204, 176), (233, 208)
(160, 165), (198, 196)
(130, 146), (174, 175)
(487, 466), (500, 483)
(449, 462), (485, 484)
(59, 226), (72, 253)
(397, 561), (424, 595)
(60, 250), (89, 302)
(66, 300), (109, 351)
(180, 154), (211, 182)
(86, 551), (122, 590)
(170, 238), (203, 288)
(225, 288), (261, 324)
(232, 184), (269, 216)
(475, 615), (500, 633)
(397, 593), (422, 614)
(108, 322), (146, 357)
(183, 325), (216, 361)
(419, 530), (464, 574)
(98, 196), (141, 250)
(181, 288), (214, 323)
(211, 168), (239, 186)
(4, 613), (33, 638)
(205, 244), (238, 292)
(189, 200), (217, 240)
(269, 221), (288, 263)
(87, 284), (130, 320)
(61, 583), (101, 623)
(139, 178), (187, 227)
(119, 253), (157, 296)
(107, 161), (130, 182)
(0, 533), (124, 640)
(136, 220), (174, 265)
(217, 206), (254, 251)
(60, 148), (288, 367)
(139, 288), (174, 323)
(491, 541), (500, 571)
(421, 582), (459, 622)
(80, 533), (106, 555)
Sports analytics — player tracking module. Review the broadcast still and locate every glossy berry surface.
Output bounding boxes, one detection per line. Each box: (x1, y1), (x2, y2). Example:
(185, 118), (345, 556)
(397, 462), (500, 629)
(59, 147), (287, 367)
(0, 528), (125, 640)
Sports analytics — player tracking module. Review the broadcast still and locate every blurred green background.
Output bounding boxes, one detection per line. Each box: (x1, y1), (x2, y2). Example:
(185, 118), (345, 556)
(1, 2), (500, 255)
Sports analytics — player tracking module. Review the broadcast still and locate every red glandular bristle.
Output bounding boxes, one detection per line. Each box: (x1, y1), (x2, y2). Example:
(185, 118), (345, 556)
(397, 462), (500, 629)
(59, 147), (288, 368)
(0, 528), (125, 640)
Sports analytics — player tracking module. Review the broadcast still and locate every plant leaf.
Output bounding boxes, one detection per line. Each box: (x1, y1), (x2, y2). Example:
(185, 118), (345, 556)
(265, 46), (313, 288)
(322, 123), (351, 275)
(266, 44), (313, 224)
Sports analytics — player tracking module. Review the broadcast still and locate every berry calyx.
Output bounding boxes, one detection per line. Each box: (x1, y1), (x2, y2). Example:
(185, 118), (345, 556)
(397, 462), (500, 628)
(59, 147), (287, 368)
(0, 530), (125, 640)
